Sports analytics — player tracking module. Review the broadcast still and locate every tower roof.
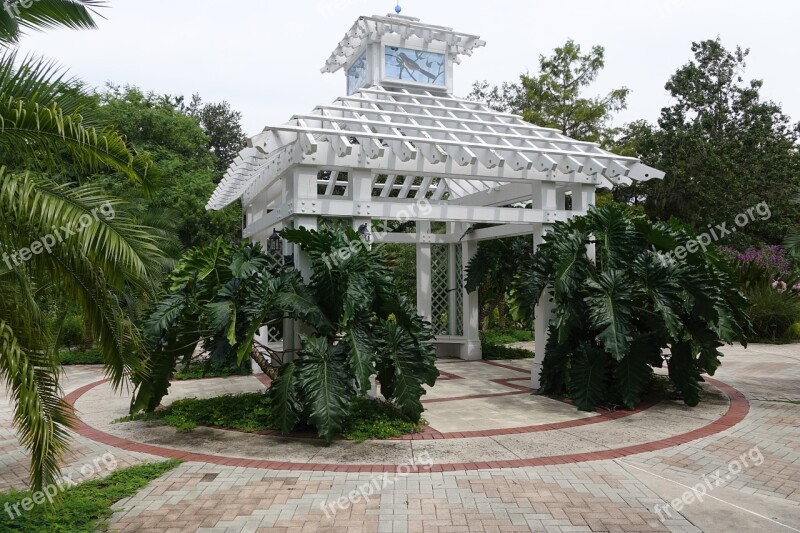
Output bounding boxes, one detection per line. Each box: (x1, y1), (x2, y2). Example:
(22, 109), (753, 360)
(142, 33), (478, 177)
(322, 13), (486, 74)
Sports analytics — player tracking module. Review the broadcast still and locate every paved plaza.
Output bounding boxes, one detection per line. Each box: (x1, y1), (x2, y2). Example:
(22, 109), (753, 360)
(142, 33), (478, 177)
(2, 344), (800, 532)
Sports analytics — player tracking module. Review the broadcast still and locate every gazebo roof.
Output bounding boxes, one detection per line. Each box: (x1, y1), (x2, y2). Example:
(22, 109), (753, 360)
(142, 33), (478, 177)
(207, 85), (663, 211)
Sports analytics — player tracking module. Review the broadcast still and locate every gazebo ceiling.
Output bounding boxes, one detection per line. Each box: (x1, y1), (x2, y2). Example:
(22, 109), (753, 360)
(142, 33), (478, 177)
(206, 85), (664, 211)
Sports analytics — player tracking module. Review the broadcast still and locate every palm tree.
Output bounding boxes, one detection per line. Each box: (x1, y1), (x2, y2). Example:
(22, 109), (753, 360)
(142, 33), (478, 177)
(0, 7), (165, 490)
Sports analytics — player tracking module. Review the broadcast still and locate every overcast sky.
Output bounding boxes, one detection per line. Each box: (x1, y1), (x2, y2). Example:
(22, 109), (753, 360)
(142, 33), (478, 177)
(17, 0), (800, 136)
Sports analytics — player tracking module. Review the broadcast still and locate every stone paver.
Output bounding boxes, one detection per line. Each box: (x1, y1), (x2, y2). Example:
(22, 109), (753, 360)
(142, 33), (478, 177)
(1, 344), (799, 532)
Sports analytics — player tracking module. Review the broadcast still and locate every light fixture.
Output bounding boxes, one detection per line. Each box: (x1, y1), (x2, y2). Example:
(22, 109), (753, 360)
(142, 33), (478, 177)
(357, 223), (372, 243)
(268, 228), (282, 253)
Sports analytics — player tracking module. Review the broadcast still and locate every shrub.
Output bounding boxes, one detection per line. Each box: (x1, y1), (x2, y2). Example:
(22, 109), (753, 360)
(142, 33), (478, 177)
(58, 348), (103, 365)
(746, 286), (800, 341)
(514, 205), (749, 411)
(131, 228), (438, 443)
(723, 245), (800, 341)
(60, 314), (87, 349)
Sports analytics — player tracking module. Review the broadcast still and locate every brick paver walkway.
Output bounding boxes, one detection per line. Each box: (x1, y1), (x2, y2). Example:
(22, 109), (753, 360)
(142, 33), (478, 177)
(2, 344), (799, 532)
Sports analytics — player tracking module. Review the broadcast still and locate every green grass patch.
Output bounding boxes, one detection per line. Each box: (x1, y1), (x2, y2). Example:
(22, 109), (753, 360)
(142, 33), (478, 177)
(342, 397), (425, 442)
(58, 348), (103, 365)
(481, 329), (533, 346)
(0, 460), (180, 532)
(118, 392), (273, 432)
(117, 393), (423, 441)
(481, 343), (534, 360)
(173, 362), (251, 381)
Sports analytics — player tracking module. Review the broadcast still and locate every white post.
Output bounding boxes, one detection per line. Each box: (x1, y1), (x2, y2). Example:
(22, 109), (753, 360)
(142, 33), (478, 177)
(350, 169), (373, 247)
(460, 238), (481, 360)
(416, 221), (432, 324)
(350, 170), (378, 397)
(573, 184), (597, 261)
(531, 180), (558, 389)
(283, 167), (319, 361)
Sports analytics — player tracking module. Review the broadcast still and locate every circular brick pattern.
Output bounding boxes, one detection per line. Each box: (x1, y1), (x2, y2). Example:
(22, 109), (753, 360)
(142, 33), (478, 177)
(65, 376), (748, 473)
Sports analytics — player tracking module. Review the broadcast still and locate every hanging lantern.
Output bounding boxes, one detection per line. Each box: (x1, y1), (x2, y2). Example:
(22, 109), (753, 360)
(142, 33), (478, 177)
(268, 228), (282, 253)
(357, 223), (372, 243)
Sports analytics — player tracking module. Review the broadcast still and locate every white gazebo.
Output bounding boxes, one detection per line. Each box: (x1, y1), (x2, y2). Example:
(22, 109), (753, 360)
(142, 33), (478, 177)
(207, 12), (664, 387)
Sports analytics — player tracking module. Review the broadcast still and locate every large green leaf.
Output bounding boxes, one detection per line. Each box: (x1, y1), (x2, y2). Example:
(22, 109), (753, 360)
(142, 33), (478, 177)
(585, 270), (633, 361)
(378, 321), (437, 422)
(668, 342), (702, 407)
(345, 325), (377, 395)
(295, 335), (352, 443)
(568, 345), (608, 411)
(613, 347), (653, 409)
(268, 361), (302, 435)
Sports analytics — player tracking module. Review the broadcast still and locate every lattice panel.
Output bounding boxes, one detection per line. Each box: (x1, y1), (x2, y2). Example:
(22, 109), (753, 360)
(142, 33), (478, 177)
(454, 244), (464, 336)
(265, 249), (283, 344)
(430, 244), (450, 336)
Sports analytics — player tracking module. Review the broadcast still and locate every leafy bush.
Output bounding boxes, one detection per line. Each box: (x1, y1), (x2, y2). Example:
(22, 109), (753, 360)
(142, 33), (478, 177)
(745, 286), (800, 341)
(788, 323), (800, 340)
(59, 314), (87, 349)
(723, 245), (800, 341)
(174, 361), (251, 380)
(131, 228), (438, 443)
(58, 348), (103, 365)
(514, 205), (750, 411)
(481, 344), (534, 360)
(481, 329), (533, 345)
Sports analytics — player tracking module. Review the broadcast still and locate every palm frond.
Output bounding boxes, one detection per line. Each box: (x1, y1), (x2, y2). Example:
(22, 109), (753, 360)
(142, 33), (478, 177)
(0, 320), (74, 492)
(0, 53), (157, 192)
(0, 0), (105, 44)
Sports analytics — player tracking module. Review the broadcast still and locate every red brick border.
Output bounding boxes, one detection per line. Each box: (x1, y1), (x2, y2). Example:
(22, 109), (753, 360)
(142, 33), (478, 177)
(64, 377), (748, 472)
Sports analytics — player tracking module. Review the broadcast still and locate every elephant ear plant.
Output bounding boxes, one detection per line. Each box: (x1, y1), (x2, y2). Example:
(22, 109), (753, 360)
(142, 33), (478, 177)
(514, 204), (750, 411)
(130, 226), (438, 443)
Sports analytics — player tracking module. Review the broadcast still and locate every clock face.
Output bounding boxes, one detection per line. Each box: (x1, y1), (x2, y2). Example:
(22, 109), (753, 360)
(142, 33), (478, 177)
(347, 52), (368, 95)
(384, 46), (446, 86)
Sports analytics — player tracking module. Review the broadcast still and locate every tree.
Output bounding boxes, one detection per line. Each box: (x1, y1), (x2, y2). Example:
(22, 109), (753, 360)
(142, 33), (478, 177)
(512, 204), (749, 411)
(96, 86), (242, 248)
(0, 53), (164, 492)
(130, 227), (439, 443)
(615, 39), (800, 247)
(469, 39), (629, 144)
(180, 94), (248, 175)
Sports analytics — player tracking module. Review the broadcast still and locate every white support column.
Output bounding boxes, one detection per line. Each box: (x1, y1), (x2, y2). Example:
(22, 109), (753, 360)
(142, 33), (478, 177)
(350, 170), (373, 244)
(572, 184), (597, 262)
(416, 221), (432, 324)
(283, 167), (319, 361)
(531, 180), (558, 389)
(447, 222), (459, 336)
(460, 238), (481, 360)
(350, 170), (378, 397)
